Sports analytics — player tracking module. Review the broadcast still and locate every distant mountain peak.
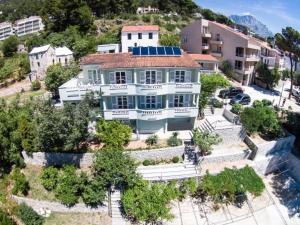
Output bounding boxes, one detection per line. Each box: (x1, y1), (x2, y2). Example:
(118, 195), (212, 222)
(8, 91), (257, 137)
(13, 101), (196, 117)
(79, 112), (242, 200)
(229, 14), (273, 38)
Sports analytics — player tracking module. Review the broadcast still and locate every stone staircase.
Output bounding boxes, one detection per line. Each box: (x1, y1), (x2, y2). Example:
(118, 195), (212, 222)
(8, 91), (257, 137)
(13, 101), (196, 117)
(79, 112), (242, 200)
(111, 190), (126, 225)
(197, 119), (215, 133)
(203, 105), (213, 117)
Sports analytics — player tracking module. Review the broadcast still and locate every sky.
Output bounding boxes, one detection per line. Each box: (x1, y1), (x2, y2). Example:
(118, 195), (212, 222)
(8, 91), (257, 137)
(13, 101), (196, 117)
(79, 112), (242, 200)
(195, 0), (300, 34)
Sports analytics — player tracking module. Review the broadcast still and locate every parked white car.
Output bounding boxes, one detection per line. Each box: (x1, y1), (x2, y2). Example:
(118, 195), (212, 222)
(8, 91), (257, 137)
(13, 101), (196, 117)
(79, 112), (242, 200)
(292, 87), (300, 98)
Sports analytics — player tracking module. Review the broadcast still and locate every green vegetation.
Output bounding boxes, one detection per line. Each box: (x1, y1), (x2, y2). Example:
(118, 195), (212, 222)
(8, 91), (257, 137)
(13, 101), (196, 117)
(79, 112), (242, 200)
(199, 74), (230, 117)
(0, 209), (15, 225)
(96, 119), (132, 149)
(145, 134), (159, 147)
(17, 203), (44, 225)
(167, 132), (182, 147)
(11, 168), (29, 196)
(240, 100), (282, 139)
(45, 62), (80, 96)
(199, 8), (233, 26)
(255, 62), (280, 89)
(30, 80), (41, 91)
(192, 130), (222, 155)
(220, 60), (234, 78)
(211, 98), (223, 108)
(172, 156), (180, 163)
(231, 103), (243, 115)
(160, 33), (180, 46)
(1, 36), (19, 57)
(201, 166), (265, 204)
(40, 166), (59, 191)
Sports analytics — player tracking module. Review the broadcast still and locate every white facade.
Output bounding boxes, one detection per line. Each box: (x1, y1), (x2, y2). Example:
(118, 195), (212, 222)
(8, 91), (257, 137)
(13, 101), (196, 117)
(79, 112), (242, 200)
(97, 44), (120, 53)
(121, 26), (159, 52)
(14, 16), (44, 37)
(0, 22), (13, 41)
(29, 45), (73, 79)
(136, 6), (159, 14)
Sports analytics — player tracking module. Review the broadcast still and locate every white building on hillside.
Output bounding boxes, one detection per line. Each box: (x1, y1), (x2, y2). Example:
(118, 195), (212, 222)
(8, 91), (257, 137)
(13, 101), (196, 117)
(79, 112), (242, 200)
(0, 22), (13, 41)
(121, 25), (159, 52)
(136, 6), (159, 15)
(29, 45), (73, 79)
(15, 16), (44, 37)
(97, 44), (120, 54)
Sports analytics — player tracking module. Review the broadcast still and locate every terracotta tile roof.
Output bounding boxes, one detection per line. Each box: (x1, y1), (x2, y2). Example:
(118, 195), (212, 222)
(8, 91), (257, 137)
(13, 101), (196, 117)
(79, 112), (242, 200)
(80, 52), (200, 69)
(122, 25), (159, 32)
(188, 54), (218, 62)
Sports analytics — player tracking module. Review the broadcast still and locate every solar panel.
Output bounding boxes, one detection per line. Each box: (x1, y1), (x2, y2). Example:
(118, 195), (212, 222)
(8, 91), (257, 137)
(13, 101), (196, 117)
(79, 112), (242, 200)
(132, 47), (140, 56)
(165, 47), (173, 55)
(157, 47), (165, 55)
(173, 47), (181, 55)
(141, 47), (148, 56)
(149, 47), (157, 55)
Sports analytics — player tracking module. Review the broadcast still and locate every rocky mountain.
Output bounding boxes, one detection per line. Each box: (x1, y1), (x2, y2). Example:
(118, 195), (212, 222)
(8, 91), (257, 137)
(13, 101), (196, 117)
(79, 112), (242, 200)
(229, 14), (273, 38)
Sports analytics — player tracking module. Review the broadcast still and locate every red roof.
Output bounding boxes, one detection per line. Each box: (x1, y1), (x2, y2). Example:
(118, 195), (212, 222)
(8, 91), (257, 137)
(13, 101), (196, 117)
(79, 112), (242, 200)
(80, 52), (200, 69)
(122, 25), (159, 32)
(188, 54), (218, 62)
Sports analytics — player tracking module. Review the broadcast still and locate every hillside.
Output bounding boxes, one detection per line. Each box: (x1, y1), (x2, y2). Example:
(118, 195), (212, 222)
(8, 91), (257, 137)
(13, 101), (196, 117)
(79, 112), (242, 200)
(229, 14), (273, 38)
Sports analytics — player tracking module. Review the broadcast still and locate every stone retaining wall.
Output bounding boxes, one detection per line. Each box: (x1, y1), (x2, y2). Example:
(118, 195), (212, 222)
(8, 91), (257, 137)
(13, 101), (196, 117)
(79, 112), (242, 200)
(201, 149), (251, 164)
(12, 195), (108, 213)
(22, 145), (185, 167)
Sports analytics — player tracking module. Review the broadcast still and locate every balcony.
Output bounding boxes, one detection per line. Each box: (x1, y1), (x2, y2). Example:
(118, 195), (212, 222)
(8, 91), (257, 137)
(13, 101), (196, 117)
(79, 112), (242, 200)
(202, 43), (210, 50)
(101, 84), (136, 96)
(136, 84), (166, 95)
(211, 51), (222, 57)
(103, 107), (199, 120)
(169, 83), (200, 94)
(210, 39), (223, 45)
(245, 54), (260, 62)
(202, 32), (211, 38)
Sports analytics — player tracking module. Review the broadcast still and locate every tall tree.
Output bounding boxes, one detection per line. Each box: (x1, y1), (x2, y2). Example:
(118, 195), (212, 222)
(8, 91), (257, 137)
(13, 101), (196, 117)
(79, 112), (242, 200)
(275, 27), (300, 98)
(1, 35), (19, 57)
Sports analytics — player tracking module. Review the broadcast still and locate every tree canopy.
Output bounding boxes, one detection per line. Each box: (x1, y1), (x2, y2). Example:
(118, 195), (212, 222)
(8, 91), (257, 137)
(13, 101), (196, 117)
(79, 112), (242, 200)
(255, 62), (280, 89)
(1, 36), (19, 58)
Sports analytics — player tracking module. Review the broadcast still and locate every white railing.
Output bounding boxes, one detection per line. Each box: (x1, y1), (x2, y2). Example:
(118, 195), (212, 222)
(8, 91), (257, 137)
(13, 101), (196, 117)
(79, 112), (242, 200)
(111, 110), (130, 115)
(139, 109), (163, 116)
(138, 84), (163, 89)
(175, 83), (193, 88)
(174, 108), (192, 113)
(109, 84), (128, 90)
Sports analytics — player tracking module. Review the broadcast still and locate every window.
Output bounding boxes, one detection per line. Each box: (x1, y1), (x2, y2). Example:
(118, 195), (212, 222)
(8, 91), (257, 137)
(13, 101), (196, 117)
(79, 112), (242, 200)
(175, 71), (185, 83)
(127, 33), (132, 40)
(37, 62), (40, 67)
(109, 49), (115, 53)
(169, 95), (190, 107)
(115, 72), (126, 84)
(52, 59), (55, 65)
(146, 70), (157, 84)
(235, 60), (243, 70)
(88, 69), (101, 84)
(138, 33), (142, 39)
(59, 58), (61, 63)
(65, 58), (68, 65)
(134, 43), (137, 47)
(216, 34), (220, 41)
(140, 96), (162, 109)
(149, 32), (153, 39)
(170, 70), (191, 83)
(236, 47), (244, 57)
(35, 54), (38, 60)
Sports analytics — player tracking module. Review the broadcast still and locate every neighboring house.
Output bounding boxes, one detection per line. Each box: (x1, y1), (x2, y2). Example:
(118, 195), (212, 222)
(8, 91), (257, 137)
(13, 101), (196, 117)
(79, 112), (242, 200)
(181, 19), (261, 85)
(59, 46), (201, 135)
(14, 16), (44, 37)
(0, 22), (13, 41)
(121, 25), (159, 53)
(97, 44), (120, 54)
(136, 6), (159, 14)
(188, 54), (219, 73)
(29, 45), (73, 79)
(55, 47), (74, 66)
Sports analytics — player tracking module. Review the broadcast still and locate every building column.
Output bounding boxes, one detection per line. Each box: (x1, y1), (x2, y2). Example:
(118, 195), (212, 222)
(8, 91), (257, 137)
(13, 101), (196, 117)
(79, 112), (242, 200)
(198, 71), (201, 82)
(196, 95), (199, 108)
(166, 96), (169, 109)
(165, 69), (169, 83)
(134, 69), (137, 84)
(135, 96), (138, 109)
(164, 119), (168, 133)
(136, 120), (140, 139)
(102, 97), (107, 110)
(100, 73), (104, 85)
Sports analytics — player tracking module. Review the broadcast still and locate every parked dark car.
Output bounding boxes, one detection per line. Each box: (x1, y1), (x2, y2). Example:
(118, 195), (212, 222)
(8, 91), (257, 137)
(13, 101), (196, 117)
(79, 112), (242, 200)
(219, 87), (243, 99)
(230, 94), (251, 105)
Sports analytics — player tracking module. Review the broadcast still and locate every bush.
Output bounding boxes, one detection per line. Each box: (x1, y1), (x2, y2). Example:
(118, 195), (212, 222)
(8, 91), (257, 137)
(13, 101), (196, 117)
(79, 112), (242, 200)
(11, 168), (29, 195)
(17, 203), (44, 225)
(40, 166), (59, 191)
(160, 33), (180, 46)
(172, 156), (180, 163)
(231, 103), (243, 115)
(165, 23), (176, 32)
(82, 179), (106, 206)
(145, 135), (158, 147)
(192, 130), (222, 155)
(220, 60), (234, 77)
(262, 99), (272, 106)
(153, 16), (161, 26)
(143, 159), (151, 166)
(0, 210), (15, 225)
(30, 80), (41, 91)
(212, 99), (223, 108)
(142, 15), (151, 23)
(167, 132), (182, 147)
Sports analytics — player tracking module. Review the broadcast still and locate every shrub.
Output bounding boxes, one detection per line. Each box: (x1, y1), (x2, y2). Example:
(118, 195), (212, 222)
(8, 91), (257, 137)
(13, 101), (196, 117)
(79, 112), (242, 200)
(40, 166), (59, 191)
(164, 23), (176, 32)
(153, 16), (161, 26)
(167, 132), (182, 147)
(231, 103), (243, 115)
(142, 15), (151, 23)
(192, 130), (222, 155)
(0, 210), (15, 225)
(11, 168), (29, 195)
(262, 99), (272, 107)
(212, 99), (223, 108)
(30, 80), (41, 91)
(220, 60), (234, 77)
(143, 159), (151, 166)
(82, 179), (106, 206)
(17, 203), (44, 225)
(172, 156), (180, 163)
(160, 33), (180, 46)
(145, 135), (158, 147)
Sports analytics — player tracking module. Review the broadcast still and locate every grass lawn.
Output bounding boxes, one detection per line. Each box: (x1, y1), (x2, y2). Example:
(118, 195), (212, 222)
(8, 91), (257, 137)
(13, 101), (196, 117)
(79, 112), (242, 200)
(2, 89), (47, 103)
(44, 212), (111, 225)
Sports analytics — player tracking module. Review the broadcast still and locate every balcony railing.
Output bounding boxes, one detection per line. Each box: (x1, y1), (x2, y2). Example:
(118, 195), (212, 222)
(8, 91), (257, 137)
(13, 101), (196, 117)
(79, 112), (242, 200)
(109, 84), (128, 90)
(138, 84), (163, 89)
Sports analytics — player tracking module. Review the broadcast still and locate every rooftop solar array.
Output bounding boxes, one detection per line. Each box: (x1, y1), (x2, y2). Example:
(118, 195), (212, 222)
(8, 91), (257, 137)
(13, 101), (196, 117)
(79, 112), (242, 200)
(132, 46), (182, 56)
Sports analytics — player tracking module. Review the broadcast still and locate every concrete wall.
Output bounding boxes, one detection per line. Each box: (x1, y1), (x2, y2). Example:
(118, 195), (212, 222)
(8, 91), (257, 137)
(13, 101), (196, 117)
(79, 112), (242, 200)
(12, 195), (108, 214)
(201, 149), (251, 164)
(22, 146), (185, 167)
(213, 126), (245, 145)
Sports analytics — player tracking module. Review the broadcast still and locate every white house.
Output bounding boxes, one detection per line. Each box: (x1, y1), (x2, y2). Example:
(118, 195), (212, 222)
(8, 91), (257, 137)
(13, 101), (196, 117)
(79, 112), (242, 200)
(121, 25), (159, 53)
(0, 22), (13, 41)
(136, 6), (159, 15)
(97, 44), (120, 54)
(29, 45), (73, 79)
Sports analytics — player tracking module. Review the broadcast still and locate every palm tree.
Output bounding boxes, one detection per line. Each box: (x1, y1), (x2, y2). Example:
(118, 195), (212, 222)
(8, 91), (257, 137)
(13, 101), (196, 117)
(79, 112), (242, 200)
(275, 27), (300, 99)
